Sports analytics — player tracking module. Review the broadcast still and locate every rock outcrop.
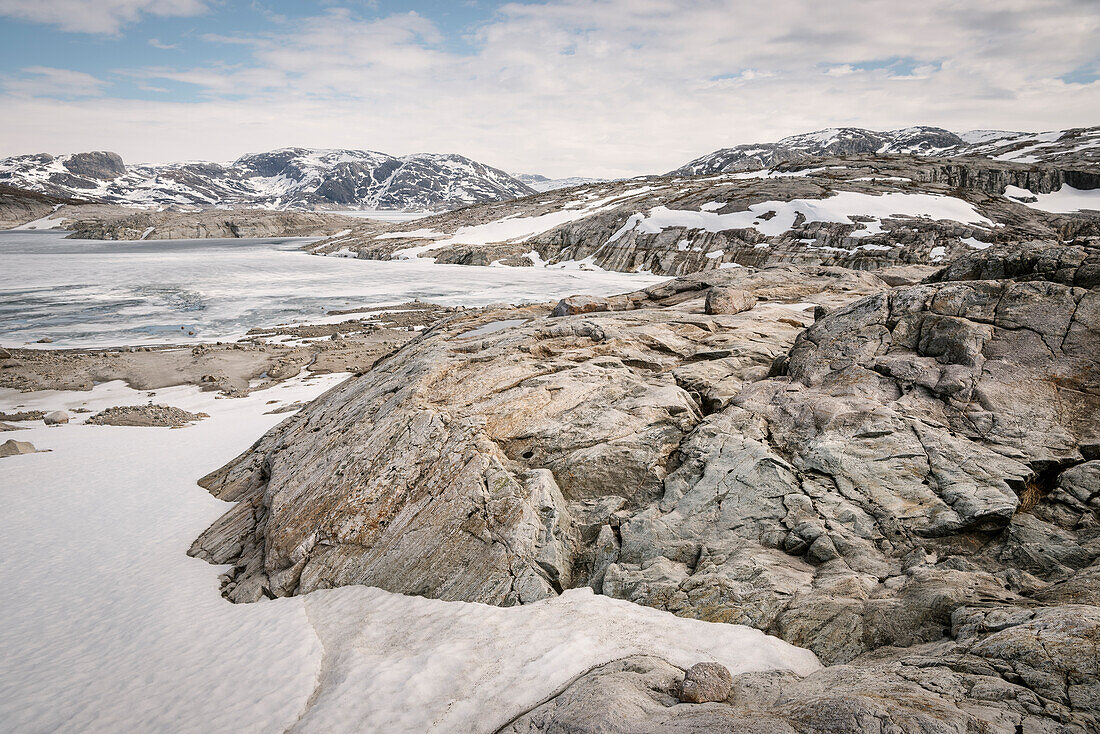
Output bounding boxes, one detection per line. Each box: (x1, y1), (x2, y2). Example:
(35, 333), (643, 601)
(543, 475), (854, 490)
(64, 208), (365, 240)
(193, 240), (1100, 730)
(316, 155), (1100, 277)
(86, 405), (206, 427)
(0, 184), (79, 229)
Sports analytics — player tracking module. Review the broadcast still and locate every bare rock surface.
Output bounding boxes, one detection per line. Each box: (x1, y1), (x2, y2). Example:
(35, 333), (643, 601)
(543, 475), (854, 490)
(704, 287), (756, 315)
(314, 153), (1100, 277)
(0, 302), (449, 396)
(193, 241), (1100, 730)
(86, 404), (206, 427)
(42, 410), (69, 425)
(678, 662), (733, 703)
(64, 207), (365, 241)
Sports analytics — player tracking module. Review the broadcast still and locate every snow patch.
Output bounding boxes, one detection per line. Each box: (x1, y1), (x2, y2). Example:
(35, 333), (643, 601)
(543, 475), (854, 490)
(1005, 184), (1100, 213)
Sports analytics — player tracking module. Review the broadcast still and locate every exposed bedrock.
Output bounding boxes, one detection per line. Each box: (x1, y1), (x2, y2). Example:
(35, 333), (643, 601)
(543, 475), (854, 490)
(193, 241), (1100, 730)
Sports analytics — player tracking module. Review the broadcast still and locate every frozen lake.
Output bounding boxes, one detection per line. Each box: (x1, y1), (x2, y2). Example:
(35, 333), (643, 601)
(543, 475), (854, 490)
(0, 230), (666, 348)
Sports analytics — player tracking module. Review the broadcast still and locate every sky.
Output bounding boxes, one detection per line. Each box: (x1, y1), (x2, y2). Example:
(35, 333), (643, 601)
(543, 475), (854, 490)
(0, 0), (1097, 178)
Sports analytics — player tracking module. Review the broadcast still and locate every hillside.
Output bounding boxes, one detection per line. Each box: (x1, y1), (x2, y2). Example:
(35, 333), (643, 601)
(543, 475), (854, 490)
(311, 153), (1100, 275)
(672, 125), (1100, 175)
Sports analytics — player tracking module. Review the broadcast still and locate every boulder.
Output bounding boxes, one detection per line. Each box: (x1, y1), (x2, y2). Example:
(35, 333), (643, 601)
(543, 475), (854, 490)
(43, 410), (69, 425)
(704, 287), (757, 315)
(551, 295), (611, 317)
(0, 439), (36, 457)
(678, 662), (733, 703)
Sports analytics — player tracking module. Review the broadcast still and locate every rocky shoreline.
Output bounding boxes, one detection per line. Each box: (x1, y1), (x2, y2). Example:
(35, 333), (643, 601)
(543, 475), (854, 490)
(0, 302), (453, 398)
(188, 239), (1099, 731)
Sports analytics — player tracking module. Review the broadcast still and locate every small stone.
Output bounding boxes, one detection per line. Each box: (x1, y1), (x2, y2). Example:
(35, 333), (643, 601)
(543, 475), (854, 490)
(0, 439), (36, 457)
(678, 662), (733, 703)
(551, 295), (610, 317)
(36, 337), (54, 344)
(43, 410), (69, 425)
(704, 287), (757, 315)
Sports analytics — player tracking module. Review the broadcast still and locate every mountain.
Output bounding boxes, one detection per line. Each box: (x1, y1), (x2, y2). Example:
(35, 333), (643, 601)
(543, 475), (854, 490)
(0, 148), (535, 211)
(672, 125), (1100, 175)
(516, 173), (610, 192)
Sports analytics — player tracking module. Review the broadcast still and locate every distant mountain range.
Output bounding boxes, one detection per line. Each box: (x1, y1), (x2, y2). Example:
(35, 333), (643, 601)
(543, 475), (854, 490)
(2, 126), (1095, 213)
(671, 126), (1099, 175)
(0, 148), (534, 211)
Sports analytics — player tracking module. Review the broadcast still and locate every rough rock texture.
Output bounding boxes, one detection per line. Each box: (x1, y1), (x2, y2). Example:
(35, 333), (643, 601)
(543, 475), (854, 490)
(550, 295), (611, 317)
(317, 154), (1100, 277)
(64, 208), (364, 241)
(194, 241), (1100, 730)
(43, 410), (69, 425)
(86, 404), (206, 427)
(192, 265), (884, 603)
(678, 662), (733, 703)
(704, 287), (756, 315)
(0, 184), (79, 229)
(0, 439), (36, 457)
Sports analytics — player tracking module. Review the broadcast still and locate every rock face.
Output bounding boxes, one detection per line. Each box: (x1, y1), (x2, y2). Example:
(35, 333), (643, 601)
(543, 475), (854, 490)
(64, 208), (365, 241)
(193, 241), (1100, 730)
(0, 184), (79, 229)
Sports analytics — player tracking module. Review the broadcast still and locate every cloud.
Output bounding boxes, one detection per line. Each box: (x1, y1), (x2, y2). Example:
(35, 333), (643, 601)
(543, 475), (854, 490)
(148, 38), (178, 50)
(0, 0), (207, 35)
(0, 0), (1097, 176)
(2, 66), (107, 98)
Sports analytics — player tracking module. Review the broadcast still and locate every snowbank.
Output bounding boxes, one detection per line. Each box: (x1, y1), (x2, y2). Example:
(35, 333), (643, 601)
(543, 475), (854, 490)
(0, 374), (820, 733)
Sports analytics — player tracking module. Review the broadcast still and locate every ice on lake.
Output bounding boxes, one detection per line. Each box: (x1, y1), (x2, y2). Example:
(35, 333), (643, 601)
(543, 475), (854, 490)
(0, 230), (667, 348)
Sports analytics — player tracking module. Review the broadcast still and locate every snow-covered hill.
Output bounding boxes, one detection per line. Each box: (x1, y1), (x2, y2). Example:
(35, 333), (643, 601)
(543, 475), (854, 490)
(673, 126), (1100, 175)
(0, 148), (535, 211)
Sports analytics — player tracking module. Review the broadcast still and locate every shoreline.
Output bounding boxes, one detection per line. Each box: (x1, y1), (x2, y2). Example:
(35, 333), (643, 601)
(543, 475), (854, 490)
(0, 301), (455, 398)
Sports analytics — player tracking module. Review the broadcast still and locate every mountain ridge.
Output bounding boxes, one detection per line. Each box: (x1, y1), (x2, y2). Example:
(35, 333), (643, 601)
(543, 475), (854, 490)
(0, 147), (535, 212)
(672, 125), (1100, 176)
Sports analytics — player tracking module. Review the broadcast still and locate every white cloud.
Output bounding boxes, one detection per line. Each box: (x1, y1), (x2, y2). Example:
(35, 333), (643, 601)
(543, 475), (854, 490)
(148, 38), (178, 50)
(0, 0), (207, 35)
(0, 0), (1097, 176)
(2, 66), (107, 97)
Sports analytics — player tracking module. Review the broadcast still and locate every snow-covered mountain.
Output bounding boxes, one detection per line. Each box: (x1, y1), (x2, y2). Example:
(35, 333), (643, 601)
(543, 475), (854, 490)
(673, 126), (1100, 175)
(515, 174), (610, 192)
(0, 148), (535, 211)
